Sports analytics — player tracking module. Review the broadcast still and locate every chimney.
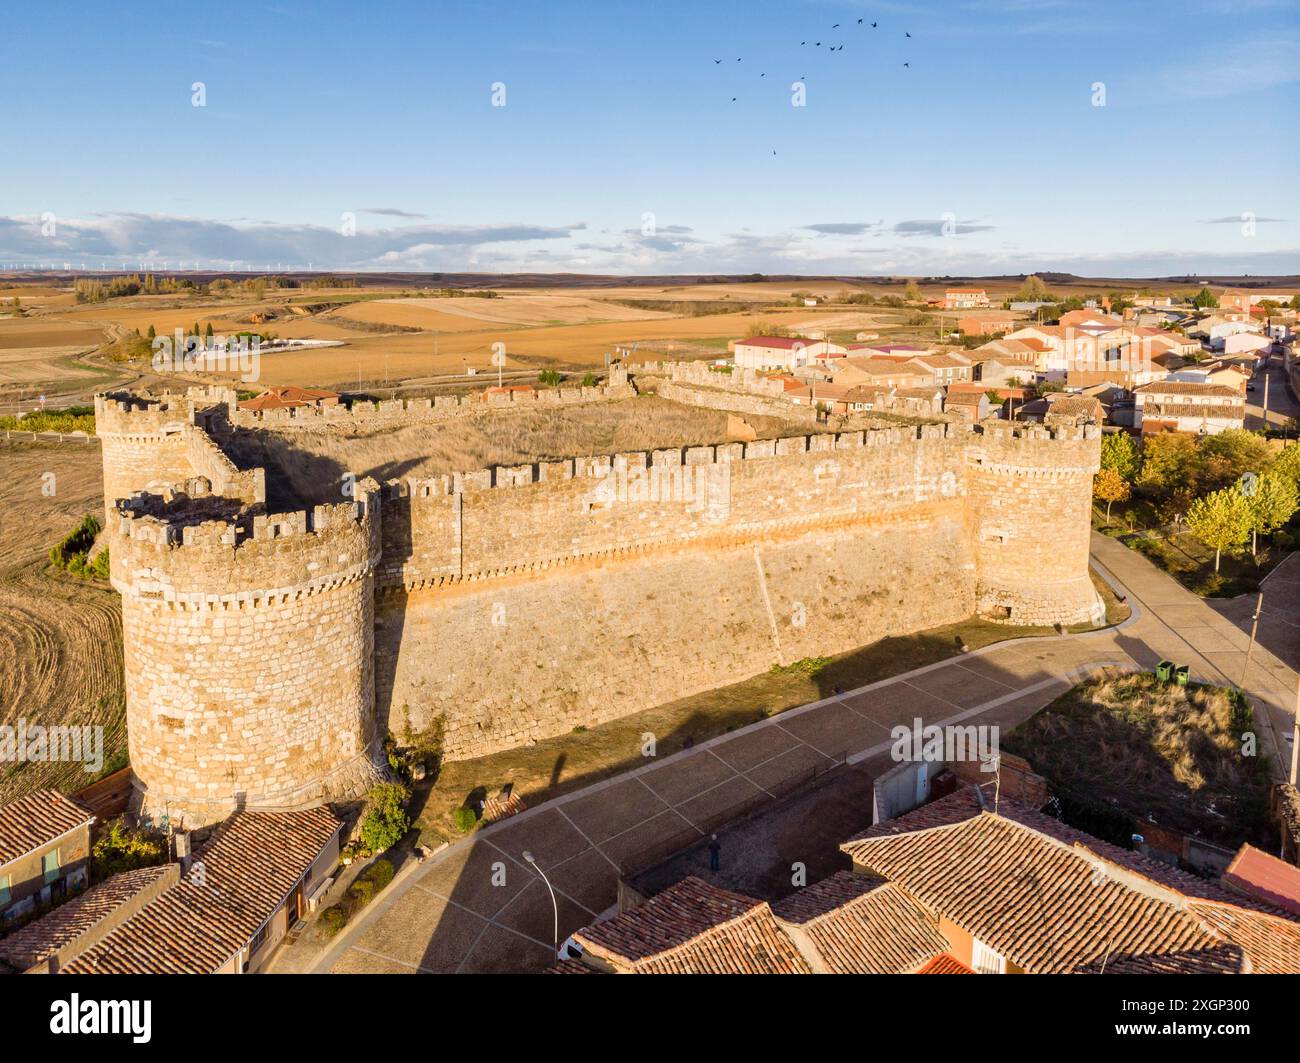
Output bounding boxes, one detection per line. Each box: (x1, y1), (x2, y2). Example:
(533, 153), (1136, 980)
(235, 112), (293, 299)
(175, 831), (192, 875)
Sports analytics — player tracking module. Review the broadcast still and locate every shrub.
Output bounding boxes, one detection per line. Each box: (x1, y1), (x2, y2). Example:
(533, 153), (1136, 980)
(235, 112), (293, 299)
(319, 905), (348, 938)
(92, 819), (167, 879)
(347, 878), (377, 906)
(538, 369), (563, 387)
(49, 514), (101, 571)
(364, 858), (395, 890)
(360, 782), (411, 852)
(451, 806), (479, 834)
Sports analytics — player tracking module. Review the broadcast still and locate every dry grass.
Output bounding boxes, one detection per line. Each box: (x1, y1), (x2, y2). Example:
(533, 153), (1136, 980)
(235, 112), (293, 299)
(231, 395), (831, 507)
(1005, 671), (1272, 846)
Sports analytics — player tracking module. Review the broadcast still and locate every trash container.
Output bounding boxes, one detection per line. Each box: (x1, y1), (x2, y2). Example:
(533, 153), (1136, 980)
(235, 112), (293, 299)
(1155, 660), (1174, 682)
(1174, 664), (1190, 686)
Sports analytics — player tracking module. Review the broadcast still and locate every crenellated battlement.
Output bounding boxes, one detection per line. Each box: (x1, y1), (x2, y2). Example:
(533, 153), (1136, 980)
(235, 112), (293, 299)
(97, 381), (1103, 821)
(230, 371), (635, 429)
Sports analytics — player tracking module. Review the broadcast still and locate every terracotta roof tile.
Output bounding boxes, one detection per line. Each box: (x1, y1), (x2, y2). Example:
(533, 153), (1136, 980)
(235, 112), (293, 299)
(916, 952), (975, 974)
(0, 865), (172, 968)
(574, 877), (810, 974)
(843, 789), (1300, 974)
(0, 790), (94, 868)
(61, 806), (340, 974)
(774, 870), (949, 973)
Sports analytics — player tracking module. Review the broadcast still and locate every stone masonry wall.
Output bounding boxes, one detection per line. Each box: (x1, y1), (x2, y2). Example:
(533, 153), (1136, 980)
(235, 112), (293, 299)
(378, 505), (973, 757)
(965, 424), (1103, 626)
(98, 383), (1101, 798)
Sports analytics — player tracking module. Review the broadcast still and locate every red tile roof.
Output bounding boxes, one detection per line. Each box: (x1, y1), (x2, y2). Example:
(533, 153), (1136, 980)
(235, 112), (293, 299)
(738, 336), (814, 350)
(916, 952), (975, 974)
(1223, 844), (1300, 918)
(773, 870), (949, 973)
(842, 789), (1300, 974)
(0, 790), (94, 868)
(573, 877), (810, 974)
(0, 864), (174, 969)
(61, 806), (341, 974)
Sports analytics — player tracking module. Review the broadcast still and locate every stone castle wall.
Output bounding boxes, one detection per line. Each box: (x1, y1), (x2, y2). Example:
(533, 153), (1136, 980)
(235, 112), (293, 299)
(97, 384), (1101, 816)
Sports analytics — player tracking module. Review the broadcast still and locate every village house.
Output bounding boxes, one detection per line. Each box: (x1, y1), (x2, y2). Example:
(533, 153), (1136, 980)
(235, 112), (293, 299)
(1010, 392), (1104, 429)
(0, 805), (342, 974)
(1220, 288), (1300, 314)
(1133, 380), (1246, 435)
(1222, 331), (1272, 357)
(0, 791), (95, 928)
(733, 336), (845, 371)
(943, 288), (989, 310)
(553, 787), (1300, 975)
(1168, 360), (1252, 394)
(942, 389), (989, 423)
(238, 385), (340, 412)
(956, 310), (1017, 336)
(831, 357), (937, 391)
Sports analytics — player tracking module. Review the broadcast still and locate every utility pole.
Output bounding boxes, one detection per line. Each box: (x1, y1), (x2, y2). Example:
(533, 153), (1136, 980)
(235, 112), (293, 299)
(1239, 592), (1264, 692)
(1262, 368), (1270, 431)
(1291, 671), (1300, 787)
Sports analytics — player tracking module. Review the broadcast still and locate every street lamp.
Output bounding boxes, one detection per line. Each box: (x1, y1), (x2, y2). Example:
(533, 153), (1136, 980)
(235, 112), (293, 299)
(522, 851), (559, 959)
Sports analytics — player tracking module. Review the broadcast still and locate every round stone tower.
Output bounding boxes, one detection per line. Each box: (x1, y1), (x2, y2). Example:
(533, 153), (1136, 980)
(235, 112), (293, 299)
(106, 477), (385, 828)
(965, 422), (1103, 627)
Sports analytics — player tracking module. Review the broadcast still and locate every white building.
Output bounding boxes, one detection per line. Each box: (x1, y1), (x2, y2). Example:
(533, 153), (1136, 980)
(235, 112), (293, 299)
(1133, 380), (1246, 435)
(733, 335), (846, 371)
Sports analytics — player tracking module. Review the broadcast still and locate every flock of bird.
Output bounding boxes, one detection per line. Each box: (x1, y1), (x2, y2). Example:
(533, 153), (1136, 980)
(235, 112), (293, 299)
(715, 18), (913, 110)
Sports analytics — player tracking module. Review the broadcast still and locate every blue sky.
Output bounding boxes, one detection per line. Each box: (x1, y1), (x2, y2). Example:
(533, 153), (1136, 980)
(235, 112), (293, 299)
(1, 0), (1297, 276)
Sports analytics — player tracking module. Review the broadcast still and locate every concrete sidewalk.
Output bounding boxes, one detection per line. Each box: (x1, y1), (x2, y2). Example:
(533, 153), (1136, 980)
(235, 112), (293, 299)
(294, 533), (1297, 974)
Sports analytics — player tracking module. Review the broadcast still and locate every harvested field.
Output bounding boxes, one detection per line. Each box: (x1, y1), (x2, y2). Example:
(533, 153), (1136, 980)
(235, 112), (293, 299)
(0, 440), (125, 802)
(330, 293), (671, 330)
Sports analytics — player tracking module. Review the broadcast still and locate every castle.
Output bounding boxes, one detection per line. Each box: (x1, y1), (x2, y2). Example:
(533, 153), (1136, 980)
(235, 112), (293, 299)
(95, 371), (1102, 827)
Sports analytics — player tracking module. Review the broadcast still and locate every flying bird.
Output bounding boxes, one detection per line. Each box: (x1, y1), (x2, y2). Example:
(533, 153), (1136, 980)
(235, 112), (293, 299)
(857, 18), (863, 23)
(905, 32), (912, 37)
(871, 22), (878, 28)
(714, 58), (721, 64)
(903, 62), (910, 67)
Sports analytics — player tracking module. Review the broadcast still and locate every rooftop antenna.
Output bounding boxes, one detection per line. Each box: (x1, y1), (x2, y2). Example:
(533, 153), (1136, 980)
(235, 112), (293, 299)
(992, 753), (1002, 815)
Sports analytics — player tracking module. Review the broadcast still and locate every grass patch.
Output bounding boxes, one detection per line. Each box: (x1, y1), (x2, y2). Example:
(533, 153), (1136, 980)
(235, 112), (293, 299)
(1094, 503), (1297, 598)
(1003, 672), (1272, 849)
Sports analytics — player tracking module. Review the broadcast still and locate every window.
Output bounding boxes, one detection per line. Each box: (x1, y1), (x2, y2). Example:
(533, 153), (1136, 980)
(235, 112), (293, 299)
(42, 848), (61, 883)
(0, 874), (9, 905)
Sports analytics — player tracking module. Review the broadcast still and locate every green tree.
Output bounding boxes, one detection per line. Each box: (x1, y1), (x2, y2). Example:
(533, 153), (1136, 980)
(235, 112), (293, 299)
(146, 324), (156, 341)
(1014, 275), (1051, 302)
(1094, 467), (1131, 521)
(359, 782), (410, 852)
(204, 322), (214, 340)
(1290, 294), (1300, 311)
(904, 280), (922, 302)
(1191, 286), (1219, 309)
(1186, 488), (1252, 572)
(1100, 432), (1141, 480)
(1242, 472), (1298, 555)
